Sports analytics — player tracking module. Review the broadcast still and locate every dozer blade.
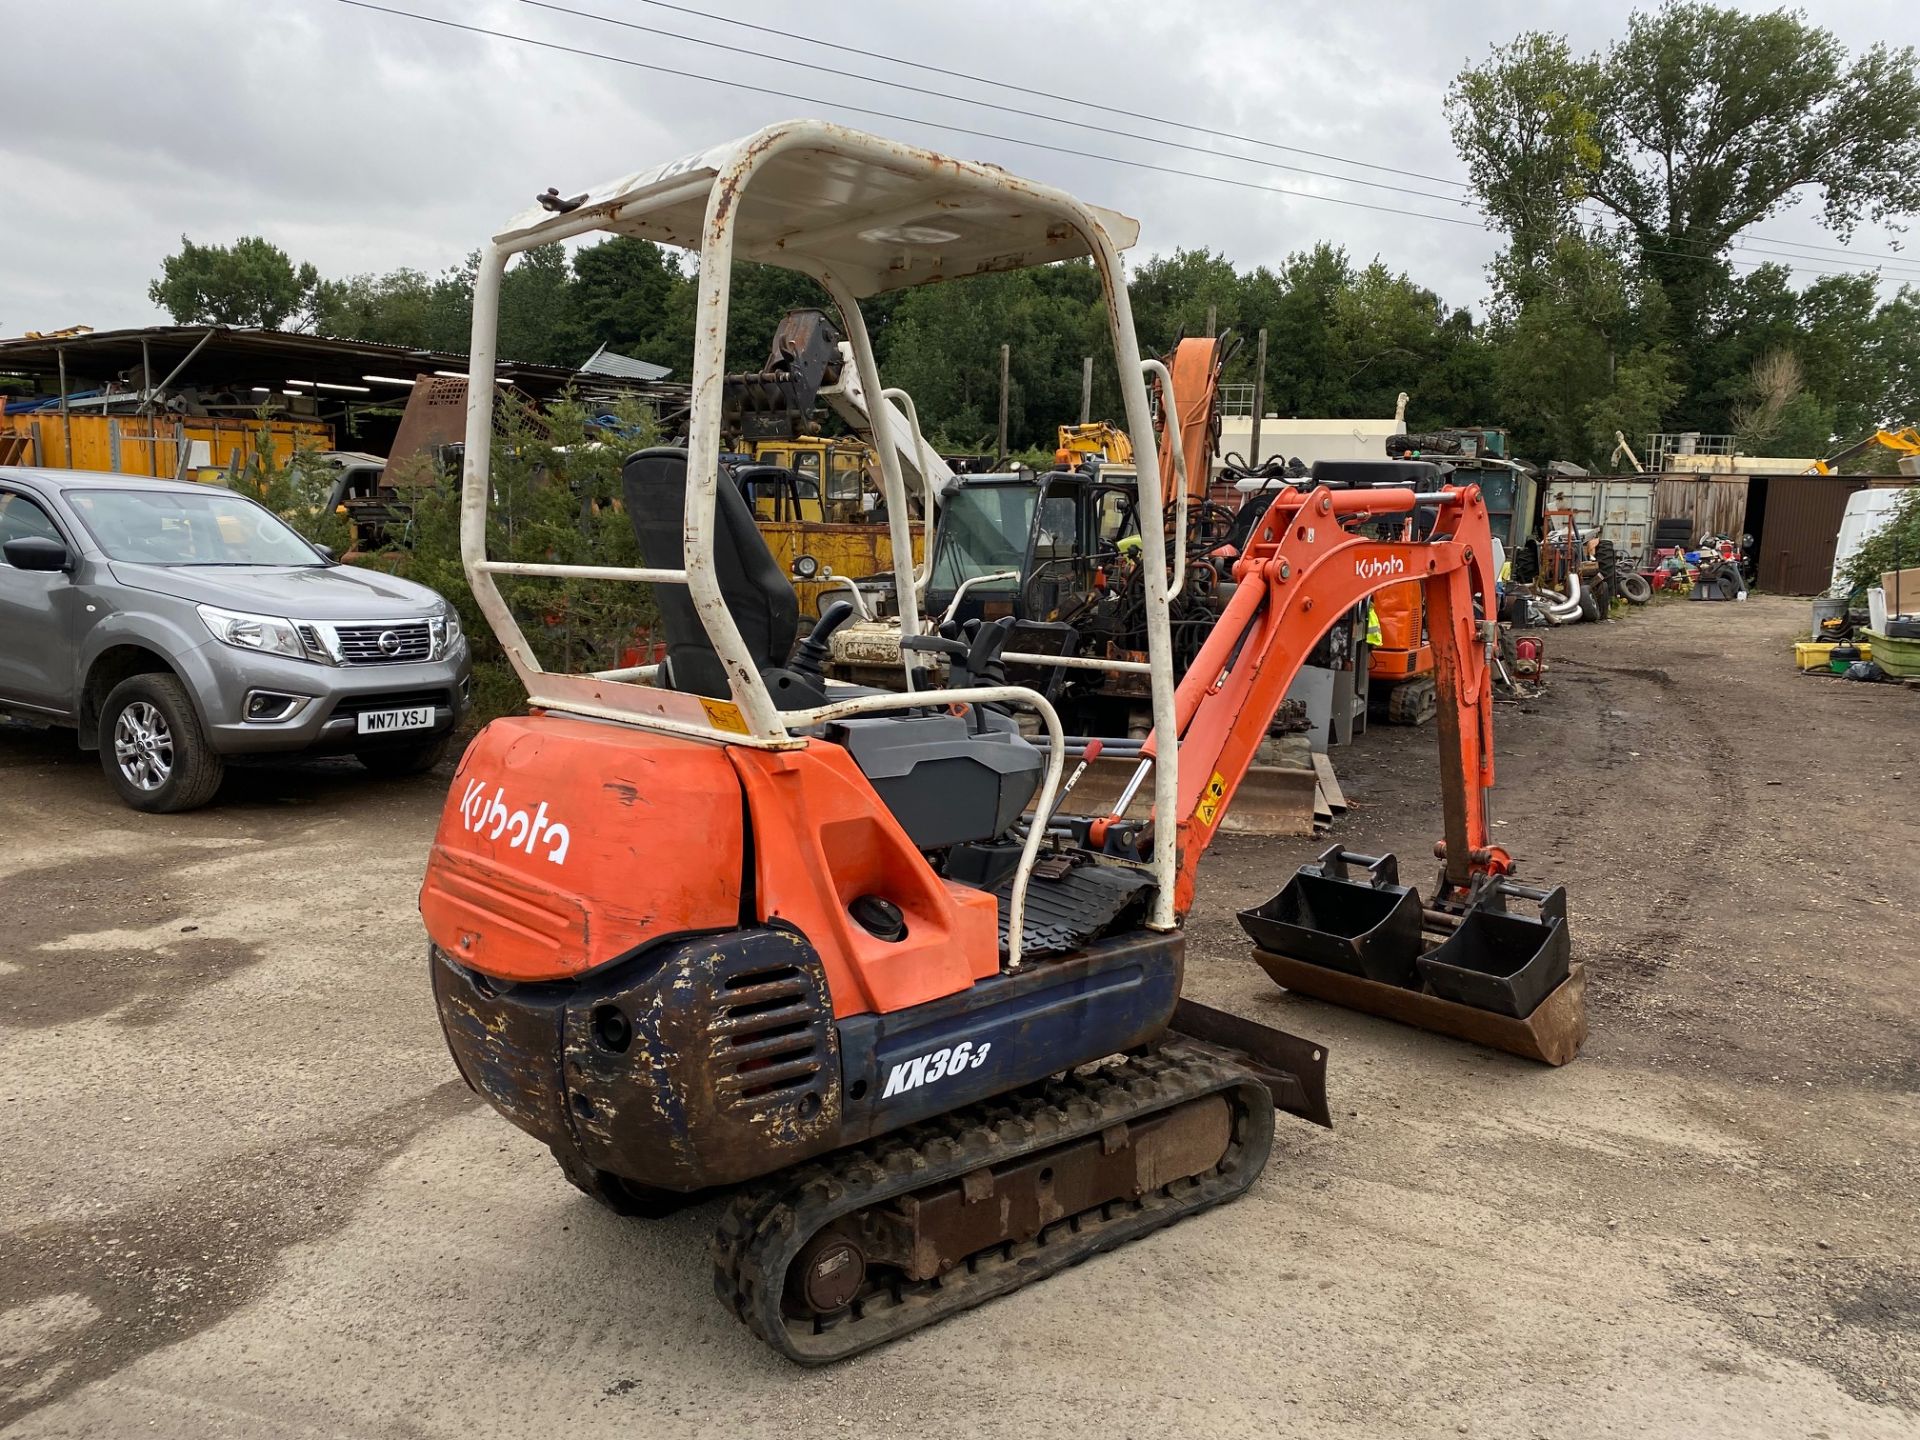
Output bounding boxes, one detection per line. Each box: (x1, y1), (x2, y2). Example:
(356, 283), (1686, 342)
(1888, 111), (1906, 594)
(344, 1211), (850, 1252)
(1056, 755), (1318, 837)
(1168, 997), (1332, 1128)
(1238, 849), (1587, 1067)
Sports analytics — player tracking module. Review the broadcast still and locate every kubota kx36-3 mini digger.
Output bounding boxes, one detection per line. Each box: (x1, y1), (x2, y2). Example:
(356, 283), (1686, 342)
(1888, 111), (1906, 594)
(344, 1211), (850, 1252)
(422, 123), (1571, 1364)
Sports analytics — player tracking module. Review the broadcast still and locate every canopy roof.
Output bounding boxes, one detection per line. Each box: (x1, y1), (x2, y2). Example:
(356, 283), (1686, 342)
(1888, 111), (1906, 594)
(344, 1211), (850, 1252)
(496, 120), (1140, 299)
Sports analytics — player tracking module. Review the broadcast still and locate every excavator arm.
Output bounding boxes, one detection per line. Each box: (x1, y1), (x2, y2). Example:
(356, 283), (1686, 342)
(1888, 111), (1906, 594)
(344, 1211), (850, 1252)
(1156, 336), (1227, 520)
(1096, 481), (1508, 917)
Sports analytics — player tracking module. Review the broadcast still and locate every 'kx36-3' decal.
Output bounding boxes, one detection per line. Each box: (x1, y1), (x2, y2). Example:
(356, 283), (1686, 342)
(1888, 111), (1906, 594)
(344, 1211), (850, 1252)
(880, 1040), (993, 1098)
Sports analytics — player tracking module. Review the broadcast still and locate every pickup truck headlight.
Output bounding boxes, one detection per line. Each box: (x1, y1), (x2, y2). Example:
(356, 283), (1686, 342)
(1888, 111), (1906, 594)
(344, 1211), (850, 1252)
(197, 604), (309, 661)
(432, 604), (464, 659)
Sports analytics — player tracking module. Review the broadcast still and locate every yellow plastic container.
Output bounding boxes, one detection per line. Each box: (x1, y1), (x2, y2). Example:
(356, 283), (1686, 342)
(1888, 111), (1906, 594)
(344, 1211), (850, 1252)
(1795, 641), (1837, 670)
(1794, 641), (1873, 671)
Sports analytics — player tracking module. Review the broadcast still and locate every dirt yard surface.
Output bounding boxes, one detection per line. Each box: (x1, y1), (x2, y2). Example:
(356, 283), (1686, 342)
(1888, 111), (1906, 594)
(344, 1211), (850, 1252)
(2, 594), (1914, 1439)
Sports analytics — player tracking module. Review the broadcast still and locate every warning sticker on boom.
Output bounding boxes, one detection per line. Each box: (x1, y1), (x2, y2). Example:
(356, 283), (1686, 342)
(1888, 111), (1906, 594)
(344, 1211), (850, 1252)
(1193, 771), (1227, 826)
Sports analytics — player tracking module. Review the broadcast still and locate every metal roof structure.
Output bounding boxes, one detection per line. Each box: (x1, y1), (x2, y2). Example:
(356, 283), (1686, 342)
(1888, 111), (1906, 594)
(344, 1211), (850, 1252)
(0, 325), (689, 411)
(579, 344), (672, 382)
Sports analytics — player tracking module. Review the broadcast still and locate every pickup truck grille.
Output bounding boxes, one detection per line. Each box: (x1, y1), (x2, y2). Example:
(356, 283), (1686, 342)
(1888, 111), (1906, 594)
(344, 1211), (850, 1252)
(333, 620), (433, 665)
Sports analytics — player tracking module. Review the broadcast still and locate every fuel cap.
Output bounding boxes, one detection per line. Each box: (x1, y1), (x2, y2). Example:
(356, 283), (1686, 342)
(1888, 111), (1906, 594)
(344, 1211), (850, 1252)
(849, 894), (907, 942)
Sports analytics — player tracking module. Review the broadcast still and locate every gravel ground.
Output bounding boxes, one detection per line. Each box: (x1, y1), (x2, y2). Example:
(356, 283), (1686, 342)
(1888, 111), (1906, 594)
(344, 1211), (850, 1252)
(1, 593), (1914, 1439)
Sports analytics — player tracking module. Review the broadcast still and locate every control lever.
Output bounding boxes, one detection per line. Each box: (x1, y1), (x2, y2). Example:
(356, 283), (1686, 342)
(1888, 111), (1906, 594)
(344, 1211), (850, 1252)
(899, 633), (972, 668)
(1034, 738), (1101, 832)
(787, 600), (856, 686)
(964, 616), (1017, 688)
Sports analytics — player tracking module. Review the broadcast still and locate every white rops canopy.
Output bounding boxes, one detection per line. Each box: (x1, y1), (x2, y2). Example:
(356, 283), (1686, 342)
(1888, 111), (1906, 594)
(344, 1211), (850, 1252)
(462, 122), (1181, 944)
(494, 126), (1140, 298)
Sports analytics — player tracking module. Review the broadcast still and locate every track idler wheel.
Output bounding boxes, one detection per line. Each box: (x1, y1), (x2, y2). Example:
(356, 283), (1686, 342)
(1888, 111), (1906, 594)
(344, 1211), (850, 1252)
(784, 1226), (867, 1319)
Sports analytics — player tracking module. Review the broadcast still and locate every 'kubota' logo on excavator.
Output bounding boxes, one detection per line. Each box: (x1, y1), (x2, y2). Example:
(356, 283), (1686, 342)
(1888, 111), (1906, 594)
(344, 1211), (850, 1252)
(1356, 555), (1406, 581)
(458, 779), (572, 864)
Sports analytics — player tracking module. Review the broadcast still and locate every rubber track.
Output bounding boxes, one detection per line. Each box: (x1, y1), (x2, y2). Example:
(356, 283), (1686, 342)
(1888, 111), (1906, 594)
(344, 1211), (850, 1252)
(712, 1043), (1274, 1364)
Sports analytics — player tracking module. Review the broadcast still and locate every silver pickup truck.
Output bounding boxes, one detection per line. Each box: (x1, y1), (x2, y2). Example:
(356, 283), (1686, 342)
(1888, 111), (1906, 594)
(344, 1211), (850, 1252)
(0, 468), (471, 812)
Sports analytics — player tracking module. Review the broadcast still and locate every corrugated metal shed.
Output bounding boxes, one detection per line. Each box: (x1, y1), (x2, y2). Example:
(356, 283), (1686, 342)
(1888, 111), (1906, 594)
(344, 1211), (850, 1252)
(1755, 476), (1882, 595)
(0, 325), (684, 403)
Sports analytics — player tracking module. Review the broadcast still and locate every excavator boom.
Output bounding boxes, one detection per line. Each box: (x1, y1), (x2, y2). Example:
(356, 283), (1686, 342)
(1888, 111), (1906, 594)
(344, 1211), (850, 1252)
(1087, 477), (1581, 1066)
(1111, 481), (1501, 913)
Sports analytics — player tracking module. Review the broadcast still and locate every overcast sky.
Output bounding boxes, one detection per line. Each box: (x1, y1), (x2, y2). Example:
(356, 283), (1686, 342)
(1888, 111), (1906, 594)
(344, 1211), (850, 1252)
(1, 0), (1910, 343)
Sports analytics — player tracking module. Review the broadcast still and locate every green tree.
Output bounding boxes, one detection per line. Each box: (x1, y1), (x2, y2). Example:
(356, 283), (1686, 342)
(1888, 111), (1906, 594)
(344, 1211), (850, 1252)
(495, 244), (575, 366)
(1870, 287), (1920, 434)
(148, 235), (323, 329)
(1449, 4), (1920, 413)
(562, 237), (694, 372)
(311, 268), (438, 347)
(1486, 231), (1676, 465)
(1446, 33), (1601, 283)
(1127, 249), (1242, 354)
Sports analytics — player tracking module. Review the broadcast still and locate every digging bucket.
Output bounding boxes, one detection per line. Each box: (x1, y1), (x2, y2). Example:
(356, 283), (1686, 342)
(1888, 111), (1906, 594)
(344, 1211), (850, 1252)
(1236, 848), (1424, 988)
(1416, 880), (1571, 1019)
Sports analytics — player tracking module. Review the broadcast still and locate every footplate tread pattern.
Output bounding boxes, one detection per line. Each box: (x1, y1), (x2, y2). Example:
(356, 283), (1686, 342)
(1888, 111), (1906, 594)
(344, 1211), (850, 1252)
(992, 860), (1156, 957)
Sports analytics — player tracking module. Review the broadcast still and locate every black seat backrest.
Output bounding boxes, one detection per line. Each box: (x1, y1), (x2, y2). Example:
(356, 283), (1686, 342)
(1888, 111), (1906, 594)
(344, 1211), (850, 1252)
(1309, 459), (1449, 492)
(623, 447), (798, 699)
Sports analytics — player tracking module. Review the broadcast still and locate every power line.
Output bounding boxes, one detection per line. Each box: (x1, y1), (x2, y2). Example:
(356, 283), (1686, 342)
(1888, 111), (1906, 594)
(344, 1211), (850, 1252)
(516, 0), (1479, 212)
(330, 1), (1905, 285)
(329, 1), (1495, 231)
(606, 0), (1469, 191)
(1734, 236), (1920, 277)
(617, 0), (1919, 271)
(1567, 197), (1920, 273)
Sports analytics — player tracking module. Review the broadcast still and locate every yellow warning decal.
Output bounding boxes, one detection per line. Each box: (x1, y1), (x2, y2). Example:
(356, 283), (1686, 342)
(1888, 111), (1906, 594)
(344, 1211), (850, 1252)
(1193, 771), (1227, 826)
(698, 697), (750, 734)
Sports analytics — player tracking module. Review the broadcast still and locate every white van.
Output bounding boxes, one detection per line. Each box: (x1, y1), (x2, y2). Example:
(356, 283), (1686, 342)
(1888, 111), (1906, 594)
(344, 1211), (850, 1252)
(1829, 488), (1907, 597)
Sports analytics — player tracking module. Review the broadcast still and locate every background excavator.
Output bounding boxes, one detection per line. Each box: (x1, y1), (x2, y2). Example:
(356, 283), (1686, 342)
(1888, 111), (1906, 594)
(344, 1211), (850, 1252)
(422, 122), (1577, 1365)
(718, 307), (951, 613)
(827, 334), (1232, 737)
(1055, 419), (1134, 467)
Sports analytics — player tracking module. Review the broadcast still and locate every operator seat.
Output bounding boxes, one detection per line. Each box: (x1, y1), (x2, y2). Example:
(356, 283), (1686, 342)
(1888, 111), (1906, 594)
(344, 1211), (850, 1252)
(622, 446), (1044, 853)
(624, 447), (816, 708)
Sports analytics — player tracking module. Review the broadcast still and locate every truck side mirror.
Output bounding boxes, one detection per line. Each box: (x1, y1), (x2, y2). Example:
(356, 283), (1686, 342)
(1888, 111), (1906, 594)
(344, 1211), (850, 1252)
(3, 536), (70, 572)
(312, 543), (338, 563)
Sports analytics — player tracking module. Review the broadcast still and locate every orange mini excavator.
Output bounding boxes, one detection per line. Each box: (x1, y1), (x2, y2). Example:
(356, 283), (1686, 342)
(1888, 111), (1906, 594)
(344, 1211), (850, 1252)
(422, 123), (1573, 1363)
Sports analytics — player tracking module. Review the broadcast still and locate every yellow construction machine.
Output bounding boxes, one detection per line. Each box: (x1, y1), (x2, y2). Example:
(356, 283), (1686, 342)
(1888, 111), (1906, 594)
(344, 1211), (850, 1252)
(722, 309), (942, 614)
(1056, 420), (1134, 468)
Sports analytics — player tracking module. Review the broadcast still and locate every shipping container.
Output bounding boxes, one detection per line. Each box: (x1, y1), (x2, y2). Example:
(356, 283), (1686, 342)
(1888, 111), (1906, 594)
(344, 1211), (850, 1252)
(1542, 476), (1656, 563)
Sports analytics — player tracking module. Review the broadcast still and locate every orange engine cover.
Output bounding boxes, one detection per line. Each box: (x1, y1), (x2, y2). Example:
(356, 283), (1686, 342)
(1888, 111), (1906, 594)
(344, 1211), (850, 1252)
(420, 714), (744, 982)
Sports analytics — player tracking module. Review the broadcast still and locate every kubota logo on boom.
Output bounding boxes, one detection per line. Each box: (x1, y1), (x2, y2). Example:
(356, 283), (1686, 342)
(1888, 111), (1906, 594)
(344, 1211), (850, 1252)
(1356, 555), (1406, 581)
(458, 779), (572, 864)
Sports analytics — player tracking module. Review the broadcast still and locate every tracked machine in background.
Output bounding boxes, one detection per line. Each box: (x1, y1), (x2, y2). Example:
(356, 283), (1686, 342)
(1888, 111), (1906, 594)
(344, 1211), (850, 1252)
(423, 122), (1580, 1364)
(828, 332), (1235, 737)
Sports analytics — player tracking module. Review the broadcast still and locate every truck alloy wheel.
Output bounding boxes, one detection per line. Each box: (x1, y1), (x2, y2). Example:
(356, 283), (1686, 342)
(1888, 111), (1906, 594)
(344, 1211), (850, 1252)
(113, 701), (174, 791)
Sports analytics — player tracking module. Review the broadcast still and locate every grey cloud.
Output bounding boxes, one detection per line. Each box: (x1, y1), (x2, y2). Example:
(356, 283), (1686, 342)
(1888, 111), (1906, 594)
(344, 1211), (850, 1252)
(0, 0), (1905, 336)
